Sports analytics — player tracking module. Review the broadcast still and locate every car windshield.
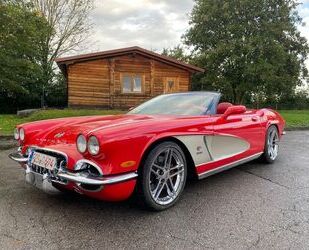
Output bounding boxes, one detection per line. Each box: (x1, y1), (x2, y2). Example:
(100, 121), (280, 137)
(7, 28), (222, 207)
(128, 92), (218, 115)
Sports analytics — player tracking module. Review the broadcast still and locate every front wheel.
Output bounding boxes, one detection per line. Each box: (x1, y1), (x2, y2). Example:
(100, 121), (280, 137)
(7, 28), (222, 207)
(261, 125), (279, 164)
(137, 141), (187, 211)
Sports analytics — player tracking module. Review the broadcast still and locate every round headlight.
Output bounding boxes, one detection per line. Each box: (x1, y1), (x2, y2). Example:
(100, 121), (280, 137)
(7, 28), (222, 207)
(88, 136), (100, 155)
(14, 128), (19, 140)
(77, 135), (87, 153)
(19, 128), (25, 141)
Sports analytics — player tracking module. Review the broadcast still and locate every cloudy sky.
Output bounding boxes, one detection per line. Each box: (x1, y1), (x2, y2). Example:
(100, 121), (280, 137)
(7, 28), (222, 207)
(89, 0), (309, 52)
(87, 0), (309, 73)
(89, 0), (194, 52)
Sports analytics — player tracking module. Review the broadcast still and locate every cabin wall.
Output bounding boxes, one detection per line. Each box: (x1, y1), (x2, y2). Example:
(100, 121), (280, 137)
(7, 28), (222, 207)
(111, 54), (152, 108)
(67, 54), (191, 108)
(153, 61), (190, 95)
(68, 59), (110, 107)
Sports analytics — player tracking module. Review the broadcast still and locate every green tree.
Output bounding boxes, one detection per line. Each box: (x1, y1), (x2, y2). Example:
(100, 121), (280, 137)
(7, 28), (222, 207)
(45, 72), (67, 108)
(30, 0), (94, 107)
(162, 45), (191, 63)
(0, 1), (51, 112)
(184, 0), (309, 104)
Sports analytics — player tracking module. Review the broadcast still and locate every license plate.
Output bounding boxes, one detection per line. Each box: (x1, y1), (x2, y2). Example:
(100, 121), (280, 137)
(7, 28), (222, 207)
(30, 152), (57, 171)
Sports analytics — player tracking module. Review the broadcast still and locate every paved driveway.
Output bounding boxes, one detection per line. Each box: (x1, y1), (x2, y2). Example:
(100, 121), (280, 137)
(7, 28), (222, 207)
(0, 131), (309, 249)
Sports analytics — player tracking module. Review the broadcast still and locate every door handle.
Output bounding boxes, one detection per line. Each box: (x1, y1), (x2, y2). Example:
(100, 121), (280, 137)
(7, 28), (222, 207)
(251, 116), (258, 122)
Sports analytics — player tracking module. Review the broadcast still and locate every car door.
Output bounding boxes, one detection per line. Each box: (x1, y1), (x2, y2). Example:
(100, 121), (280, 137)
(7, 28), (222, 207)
(211, 110), (265, 163)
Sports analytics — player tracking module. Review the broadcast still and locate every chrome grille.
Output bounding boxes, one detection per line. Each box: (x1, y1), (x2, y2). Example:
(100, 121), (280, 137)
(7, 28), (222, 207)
(28, 148), (67, 184)
(30, 165), (50, 175)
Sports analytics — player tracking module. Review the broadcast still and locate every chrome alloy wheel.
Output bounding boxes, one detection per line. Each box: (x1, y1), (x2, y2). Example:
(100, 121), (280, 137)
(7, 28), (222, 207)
(149, 147), (185, 206)
(268, 128), (279, 161)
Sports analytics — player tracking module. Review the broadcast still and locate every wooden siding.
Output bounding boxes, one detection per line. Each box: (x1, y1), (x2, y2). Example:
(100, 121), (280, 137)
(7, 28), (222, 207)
(67, 54), (191, 108)
(111, 55), (151, 108)
(68, 59), (110, 107)
(153, 61), (190, 95)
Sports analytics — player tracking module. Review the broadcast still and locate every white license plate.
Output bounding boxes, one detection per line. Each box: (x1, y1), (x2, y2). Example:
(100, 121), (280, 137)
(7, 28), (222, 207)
(31, 152), (57, 171)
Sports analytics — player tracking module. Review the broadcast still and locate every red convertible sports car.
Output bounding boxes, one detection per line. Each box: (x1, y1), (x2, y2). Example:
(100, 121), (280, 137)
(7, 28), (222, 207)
(9, 92), (285, 210)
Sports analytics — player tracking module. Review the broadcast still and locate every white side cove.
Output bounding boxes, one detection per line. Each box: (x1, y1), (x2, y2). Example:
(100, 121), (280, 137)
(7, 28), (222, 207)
(206, 135), (250, 162)
(174, 135), (213, 166)
(174, 135), (250, 167)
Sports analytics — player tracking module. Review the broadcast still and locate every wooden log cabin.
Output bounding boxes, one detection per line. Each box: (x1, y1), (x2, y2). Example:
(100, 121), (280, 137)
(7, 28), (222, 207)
(55, 46), (204, 109)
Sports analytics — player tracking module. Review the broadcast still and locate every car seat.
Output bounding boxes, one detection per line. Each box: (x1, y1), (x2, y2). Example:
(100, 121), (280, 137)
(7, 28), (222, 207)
(217, 102), (233, 114)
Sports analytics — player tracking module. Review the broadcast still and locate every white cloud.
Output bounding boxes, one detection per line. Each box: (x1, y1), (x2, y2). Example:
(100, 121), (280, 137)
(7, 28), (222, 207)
(87, 0), (194, 52)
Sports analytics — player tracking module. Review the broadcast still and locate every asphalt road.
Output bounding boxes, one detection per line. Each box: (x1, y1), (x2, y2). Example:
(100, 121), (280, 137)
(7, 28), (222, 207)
(0, 131), (309, 249)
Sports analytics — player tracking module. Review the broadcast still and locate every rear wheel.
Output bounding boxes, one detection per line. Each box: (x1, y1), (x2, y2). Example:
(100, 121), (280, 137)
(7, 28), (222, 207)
(261, 125), (279, 163)
(137, 141), (187, 211)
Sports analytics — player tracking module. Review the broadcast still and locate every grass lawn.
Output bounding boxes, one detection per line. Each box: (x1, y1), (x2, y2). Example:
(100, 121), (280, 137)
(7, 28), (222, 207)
(279, 110), (309, 129)
(0, 109), (308, 136)
(0, 109), (124, 136)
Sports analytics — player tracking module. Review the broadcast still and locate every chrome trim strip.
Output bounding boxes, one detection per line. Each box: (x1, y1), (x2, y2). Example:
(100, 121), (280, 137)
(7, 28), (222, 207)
(8, 152), (28, 164)
(73, 159), (104, 192)
(57, 169), (138, 185)
(203, 136), (214, 161)
(74, 159), (103, 175)
(198, 152), (263, 180)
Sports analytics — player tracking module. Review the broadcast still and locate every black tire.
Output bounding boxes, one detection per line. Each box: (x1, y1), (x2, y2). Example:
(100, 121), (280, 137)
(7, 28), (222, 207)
(136, 141), (187, 211)
(261, 125), (279, 164)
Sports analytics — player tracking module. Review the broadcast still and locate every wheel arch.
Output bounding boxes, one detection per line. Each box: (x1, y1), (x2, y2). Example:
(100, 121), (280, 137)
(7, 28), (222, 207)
(137, 136), (197, 179)
(267, 122), (279, 132)
(261, 123), (280, 163)
(263, 123), (279, 145)
(262, 108), (285, 137)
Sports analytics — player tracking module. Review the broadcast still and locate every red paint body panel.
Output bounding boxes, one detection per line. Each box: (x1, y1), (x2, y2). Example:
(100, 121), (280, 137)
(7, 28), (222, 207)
(16, 108), (285, 201)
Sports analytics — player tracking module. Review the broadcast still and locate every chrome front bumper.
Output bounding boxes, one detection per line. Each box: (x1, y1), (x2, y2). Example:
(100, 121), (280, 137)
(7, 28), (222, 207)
(57, 169), (138, 185)
(9, 151), (138, 187)
(9, 152), (28, 164)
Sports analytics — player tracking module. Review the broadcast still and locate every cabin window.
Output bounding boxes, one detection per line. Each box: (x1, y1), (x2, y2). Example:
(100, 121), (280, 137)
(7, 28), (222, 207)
(123, 76), (132, 93)
(122, 74), (143, 93)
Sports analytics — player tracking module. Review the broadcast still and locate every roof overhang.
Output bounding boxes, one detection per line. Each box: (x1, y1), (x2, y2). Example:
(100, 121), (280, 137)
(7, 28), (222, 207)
(55, 46), (205, 74)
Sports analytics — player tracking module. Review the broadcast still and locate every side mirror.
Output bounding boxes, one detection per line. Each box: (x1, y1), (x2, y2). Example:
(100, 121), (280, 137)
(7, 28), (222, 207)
(222, 105), (246, 119)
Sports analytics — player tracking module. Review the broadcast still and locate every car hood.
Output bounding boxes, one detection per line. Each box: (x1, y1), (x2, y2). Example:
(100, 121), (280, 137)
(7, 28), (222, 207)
(25, 114), (206, 146)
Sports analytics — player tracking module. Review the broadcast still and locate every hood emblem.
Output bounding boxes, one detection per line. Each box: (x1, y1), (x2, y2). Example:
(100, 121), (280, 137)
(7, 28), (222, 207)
(54, 132), (65, 138)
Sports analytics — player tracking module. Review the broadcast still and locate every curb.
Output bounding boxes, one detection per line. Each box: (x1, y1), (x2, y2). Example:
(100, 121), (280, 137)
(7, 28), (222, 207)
(285, 127), (309, 131)
(0, 142), (17, 150)
(0, 136), (16, 150)
(0, 136), (13, 140)
(0, 145), (17, 151)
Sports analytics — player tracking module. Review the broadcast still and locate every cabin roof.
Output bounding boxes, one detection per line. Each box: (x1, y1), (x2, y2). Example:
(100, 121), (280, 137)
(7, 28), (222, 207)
(55, 46), (204, 73)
